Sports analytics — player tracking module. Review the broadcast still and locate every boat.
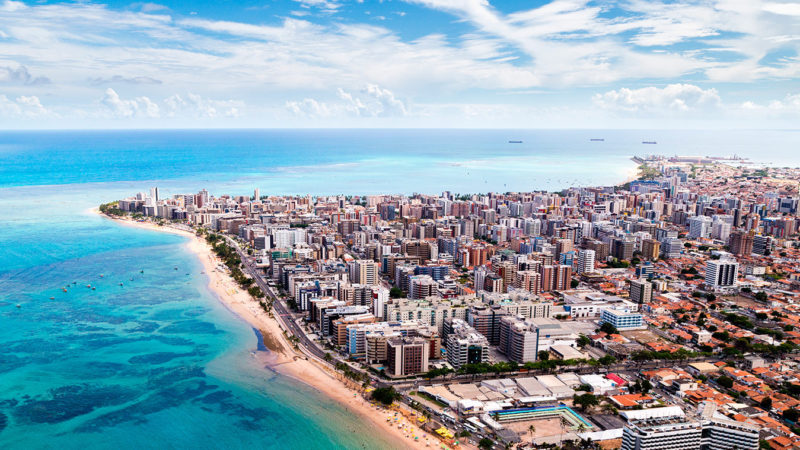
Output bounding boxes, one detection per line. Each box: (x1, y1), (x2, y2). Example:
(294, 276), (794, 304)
(99, 274), (104, 278)
(508, 140), (523, 144)
(92, 287), (96, 290)
(49, 297), (54, 300)
(140, 270), (144, 273)
(119, 283), (124, 286)
(642, 141), (657, 144)
(16, 304), (21, 308)
(86, 284), (91, 288)
(62, 288), (67, 292)
(174, 267), (178, 270)
(590, 138), (604, 141)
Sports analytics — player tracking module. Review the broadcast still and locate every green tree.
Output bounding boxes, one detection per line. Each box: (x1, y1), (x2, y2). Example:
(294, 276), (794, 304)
(577, 334), (591, 348)
(717, 375), (734, 389)
(389, 287), (404, 298)
(761, 396), (773, 411)
(598, 355), (616, 366)
(599, 322), (618, 335)
(538, 351), (550, 361)
(641, 379), (652, 394)
(573, 393), (599, 411)
(783, 408), (799, 423)
(371, 387), (400, 406)
(478, 438), (494, 450)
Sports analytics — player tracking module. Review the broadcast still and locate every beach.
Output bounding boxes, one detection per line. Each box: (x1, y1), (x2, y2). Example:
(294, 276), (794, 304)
(96, 210), (443, 450)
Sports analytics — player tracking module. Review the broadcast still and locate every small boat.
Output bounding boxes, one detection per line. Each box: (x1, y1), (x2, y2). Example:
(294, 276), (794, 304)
(508, 140), (523, 144)
(92, 287), (96, 290)
(642, 141), (657, 144)
(130, 278), (134, 281)
(99, 275), (104, 278)
(62, 288), (67, 292)
(49, 297), (54, 300)
(140, 270), (144, 273)
(16, 304), (21, 308)
(86, 284), (91, 288)
(119, 283), (124, 286)
(590, 138), (604, 141)
(174, 267), (178, 270)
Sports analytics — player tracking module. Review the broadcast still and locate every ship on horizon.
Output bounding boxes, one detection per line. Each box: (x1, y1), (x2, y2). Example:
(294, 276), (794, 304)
(642, 141), (657, 144)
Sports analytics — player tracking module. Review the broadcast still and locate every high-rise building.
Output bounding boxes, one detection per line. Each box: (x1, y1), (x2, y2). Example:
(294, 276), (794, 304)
(445, 319), (489, 369)
(728, 230), (754, 256)
(705, 260), (739, 288)
(711, 220), (731, 242)
(688, 216), (712, 239)
(622, 417), (702, 450)
(640, 239), (660, 261)
(554, 264), (573, 291)
(577, 249), (595, 274)
(408, 275), (436, 299)
(515, 270), (542, 294)
(660, 238), (683, 259)
(386, 336), (430, 376)
(351, 260), (380, 285)
(613, 238), (635, 261)
(621, 406), (759, 450)
(752, 235), (773, 256)
(498, 317), (578, 363)
(629, 279), (653, 304)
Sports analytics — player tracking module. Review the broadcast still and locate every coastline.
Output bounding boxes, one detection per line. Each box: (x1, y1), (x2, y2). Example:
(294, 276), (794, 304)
(95, 210), (440, 450)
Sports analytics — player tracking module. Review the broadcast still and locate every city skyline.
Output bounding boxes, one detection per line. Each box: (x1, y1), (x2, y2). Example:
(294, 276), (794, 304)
(2, 0), (800, 129)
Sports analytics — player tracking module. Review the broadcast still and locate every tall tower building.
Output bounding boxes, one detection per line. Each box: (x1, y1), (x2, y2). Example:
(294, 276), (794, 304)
(577, 249), (595, 274)
(629, 279), (653, 304)
(705, 260), (739, 288)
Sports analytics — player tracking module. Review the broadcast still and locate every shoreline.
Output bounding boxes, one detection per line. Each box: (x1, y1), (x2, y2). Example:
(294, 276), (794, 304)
(96, 210), (440, 449)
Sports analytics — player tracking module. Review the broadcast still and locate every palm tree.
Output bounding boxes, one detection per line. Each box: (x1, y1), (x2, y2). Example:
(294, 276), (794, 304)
(560, 415), (570, 446)
(528, 424), (536, 443)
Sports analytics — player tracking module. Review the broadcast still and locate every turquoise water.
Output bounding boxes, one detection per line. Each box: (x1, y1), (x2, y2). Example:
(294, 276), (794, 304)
(1, 129), (799, 449)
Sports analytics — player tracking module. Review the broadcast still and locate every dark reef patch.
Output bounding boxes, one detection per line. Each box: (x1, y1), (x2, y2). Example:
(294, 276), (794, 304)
(13, 383), (138, 425)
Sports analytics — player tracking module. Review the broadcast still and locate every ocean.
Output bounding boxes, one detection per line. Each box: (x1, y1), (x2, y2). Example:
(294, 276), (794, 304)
(1, 129), (799, 449)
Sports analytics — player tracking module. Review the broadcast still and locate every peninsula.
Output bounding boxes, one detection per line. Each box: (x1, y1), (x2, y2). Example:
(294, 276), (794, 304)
(100, 158), (800, 450)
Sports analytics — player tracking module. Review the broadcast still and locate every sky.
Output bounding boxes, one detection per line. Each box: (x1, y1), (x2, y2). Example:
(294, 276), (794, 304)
(1, 0), (800, 129)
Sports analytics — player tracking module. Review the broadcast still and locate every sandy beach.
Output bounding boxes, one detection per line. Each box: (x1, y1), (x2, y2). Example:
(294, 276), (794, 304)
(96, 210), (444, 449)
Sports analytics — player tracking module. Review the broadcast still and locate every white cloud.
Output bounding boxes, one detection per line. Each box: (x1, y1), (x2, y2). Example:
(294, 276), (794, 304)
(293, 0), (341, 13)
(101, 88), (159, 118)
(285, 98), (331, 117)
(0, 65), (50, 85)
(740, 93), (800, 112)
(593, 84), (721, 112)
(288, 84), (408, 118)
(164, 93), (242, 118)
(0, 0), (797, 127)
(763, 2), (800, 16)
(0, 93), (52, 118)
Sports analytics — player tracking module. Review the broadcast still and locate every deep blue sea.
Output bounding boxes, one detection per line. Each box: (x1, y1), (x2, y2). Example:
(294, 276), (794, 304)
(1, 129), (799, 449)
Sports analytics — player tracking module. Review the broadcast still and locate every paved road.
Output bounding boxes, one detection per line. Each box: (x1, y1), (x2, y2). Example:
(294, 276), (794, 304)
(220, 234), (724, 392)
(223, 236), (329, 362)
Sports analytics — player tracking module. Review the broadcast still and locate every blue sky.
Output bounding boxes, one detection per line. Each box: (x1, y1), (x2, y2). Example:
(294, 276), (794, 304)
(1, 0), (799, 128)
